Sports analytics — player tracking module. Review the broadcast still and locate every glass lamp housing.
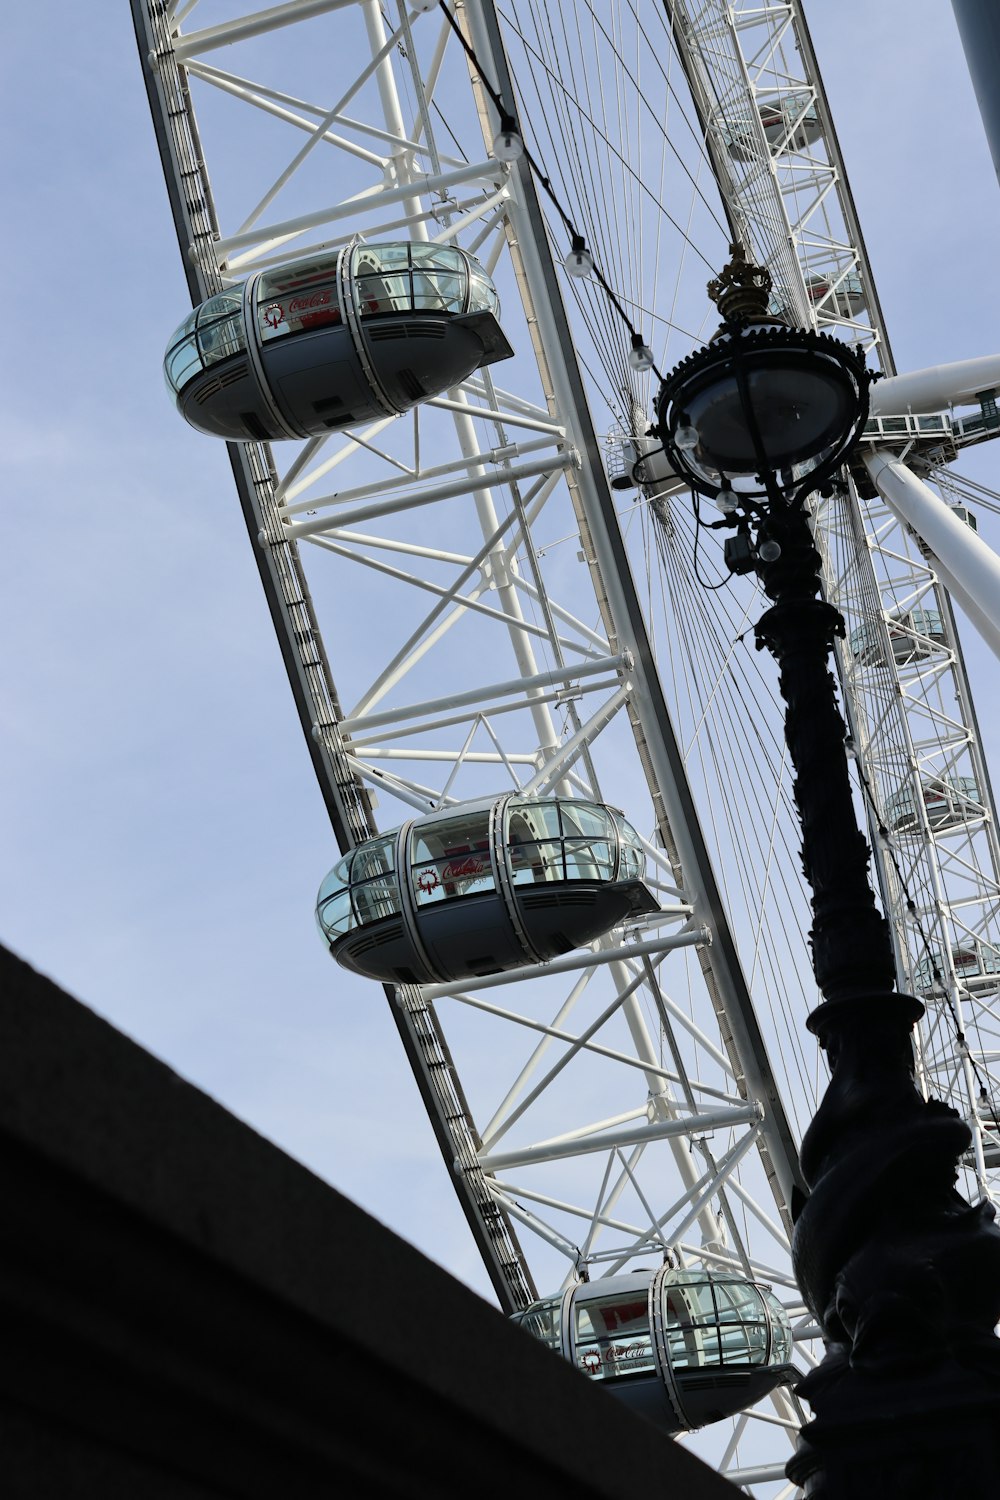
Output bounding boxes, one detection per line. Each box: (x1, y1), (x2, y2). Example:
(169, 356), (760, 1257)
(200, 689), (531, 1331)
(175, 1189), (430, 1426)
(656, 322), (870, 502)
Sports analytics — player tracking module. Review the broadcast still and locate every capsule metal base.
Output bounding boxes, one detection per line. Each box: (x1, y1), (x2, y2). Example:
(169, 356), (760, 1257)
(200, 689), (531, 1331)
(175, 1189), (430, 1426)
(332, 877), (657, 986)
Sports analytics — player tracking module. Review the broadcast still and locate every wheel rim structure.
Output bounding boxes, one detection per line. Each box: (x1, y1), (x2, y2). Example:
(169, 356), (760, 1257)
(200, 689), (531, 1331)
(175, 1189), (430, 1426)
(133, 2), (1000, 1491)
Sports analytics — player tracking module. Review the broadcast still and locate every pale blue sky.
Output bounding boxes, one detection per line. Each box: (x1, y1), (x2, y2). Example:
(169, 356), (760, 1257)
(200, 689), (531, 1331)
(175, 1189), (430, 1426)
(1, 2), (997, 1302)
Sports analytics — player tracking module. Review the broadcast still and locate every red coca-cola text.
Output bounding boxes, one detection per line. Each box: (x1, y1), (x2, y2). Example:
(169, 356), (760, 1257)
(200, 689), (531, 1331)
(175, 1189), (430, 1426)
(442, 856), (487, 881)
(289, 289), (333, 313)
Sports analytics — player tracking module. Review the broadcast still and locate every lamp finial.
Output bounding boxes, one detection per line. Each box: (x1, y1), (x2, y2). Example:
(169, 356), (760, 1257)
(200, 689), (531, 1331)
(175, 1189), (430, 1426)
(708, 244), (772, 322)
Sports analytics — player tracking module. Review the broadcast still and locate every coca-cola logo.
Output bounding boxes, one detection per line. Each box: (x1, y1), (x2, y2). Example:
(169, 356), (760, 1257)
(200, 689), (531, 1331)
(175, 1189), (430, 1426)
(289, 290), (333, 314)
(606, 1341), (649, 1366)
(442, 856), (488, 881)
(580, 1342), (650, 1376)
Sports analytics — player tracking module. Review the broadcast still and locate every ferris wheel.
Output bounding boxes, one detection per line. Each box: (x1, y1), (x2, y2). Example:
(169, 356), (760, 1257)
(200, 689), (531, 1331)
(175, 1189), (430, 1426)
(134, 0), (1000, 1490)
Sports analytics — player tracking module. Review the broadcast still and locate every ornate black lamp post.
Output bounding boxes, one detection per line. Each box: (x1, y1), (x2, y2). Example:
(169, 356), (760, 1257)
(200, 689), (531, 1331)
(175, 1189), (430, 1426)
(656, 247), (1000, 1499)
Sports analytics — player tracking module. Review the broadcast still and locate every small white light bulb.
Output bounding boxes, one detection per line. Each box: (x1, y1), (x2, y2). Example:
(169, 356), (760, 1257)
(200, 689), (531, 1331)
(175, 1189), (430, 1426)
(564, 236), (594, 278)
(758, 538), (782, 562)
(628, 334), (654, 372)
(493, 116), (524, 162)
(715, 486), (738, 516)
(675, 422), (699, 451)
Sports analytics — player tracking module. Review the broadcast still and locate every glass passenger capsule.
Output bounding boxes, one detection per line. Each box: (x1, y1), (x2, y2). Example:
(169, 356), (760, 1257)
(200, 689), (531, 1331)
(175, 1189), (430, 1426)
(805, 270), (865, 319)
(315, 794), (658, 986)
(724, 92), (822, 161)
(886, 775), (981, 835)
(849, 607), (947, 667)
(914, 938), (1000, 995)
(606, 432), (686, 497)
(512, 1268), (795, 1434)
(759, 93), (822, 152)
(164, 242), (513, 441)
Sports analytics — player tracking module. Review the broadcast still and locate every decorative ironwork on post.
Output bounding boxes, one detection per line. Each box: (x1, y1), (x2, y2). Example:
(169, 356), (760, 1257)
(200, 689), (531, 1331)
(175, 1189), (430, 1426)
(656, 250), (1000, 1499)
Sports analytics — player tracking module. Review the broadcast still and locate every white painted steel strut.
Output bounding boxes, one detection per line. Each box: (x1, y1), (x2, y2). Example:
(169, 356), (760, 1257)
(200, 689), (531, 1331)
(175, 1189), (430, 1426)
(865, 451), (1000, 663)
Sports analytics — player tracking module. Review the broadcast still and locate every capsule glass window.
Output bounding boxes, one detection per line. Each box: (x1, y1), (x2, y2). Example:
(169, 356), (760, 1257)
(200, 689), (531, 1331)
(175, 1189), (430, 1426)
(762, 94), (818, 132)
(409, 808), (495, 906)
(164, 301), (227, 400)
(255, 254), (343, 342)
(511, 1296), (561, 1355)
(911, 608), (943, 636)
(353, 245), (412, 318)
(361, 244), (412, 272)
(560, 801), (616, 881)
(411, 244), (464, 270)
(712, 1279), (770, 1365)
(410, 244), (466, 314)
(954, 947), (980, 975)
(760, 1286), (792, 1364)
(575, 1292), (654, 1382)
(614, 812), (646, 882)
(663, 1277), (722, 1370)
(468, 268), (500, 316)
(164, 336), (204, 402)
(663, 1275), (773, 1370)
(316, 850), (358, 940)
(506, 800), (563, 886)
(350, 834), (400, 928)
(355, 271), (411, 316)
(412, 272), (466, 314)
(197, 291), (245, 367)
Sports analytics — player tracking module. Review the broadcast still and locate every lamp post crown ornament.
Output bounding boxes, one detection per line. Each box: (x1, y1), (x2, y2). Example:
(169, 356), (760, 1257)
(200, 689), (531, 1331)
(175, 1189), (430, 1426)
(707, 241), (773, 323)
